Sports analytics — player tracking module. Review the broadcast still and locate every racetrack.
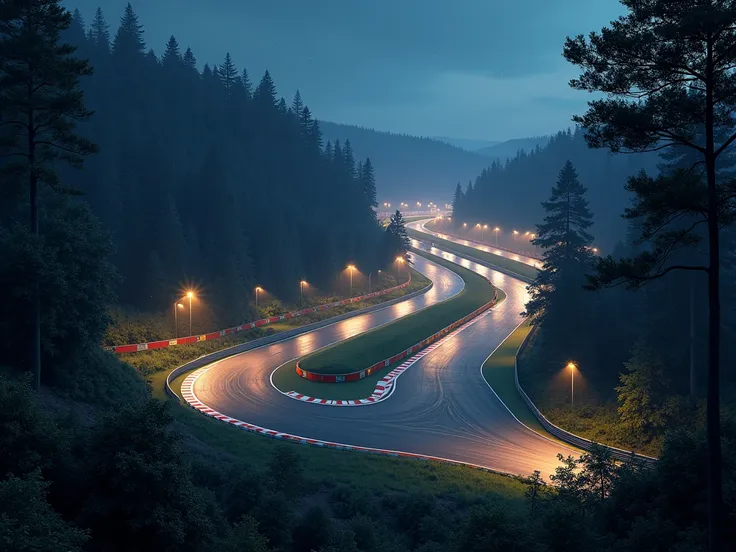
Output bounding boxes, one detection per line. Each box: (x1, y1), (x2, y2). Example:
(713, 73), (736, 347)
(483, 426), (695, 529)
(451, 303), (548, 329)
(188, 223), (575, 478)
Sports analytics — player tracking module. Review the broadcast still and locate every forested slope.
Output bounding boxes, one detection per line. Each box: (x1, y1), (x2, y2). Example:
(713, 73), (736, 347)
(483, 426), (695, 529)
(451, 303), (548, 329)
(60, 6), (390, 325)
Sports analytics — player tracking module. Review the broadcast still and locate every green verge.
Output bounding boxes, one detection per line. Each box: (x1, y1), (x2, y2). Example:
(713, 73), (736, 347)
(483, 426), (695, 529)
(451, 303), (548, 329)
(298, 252), (497, 375)
(155, 358), (527, 501)
(407, 227), (538, 281)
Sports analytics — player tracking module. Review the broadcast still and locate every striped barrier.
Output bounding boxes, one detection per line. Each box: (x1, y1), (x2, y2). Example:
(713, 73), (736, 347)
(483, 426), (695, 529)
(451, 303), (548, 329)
(294, 277), (500, 383)
(514, 327), (657, 464)
(280, 295), (498, 405)
(107, 273), (412, 354)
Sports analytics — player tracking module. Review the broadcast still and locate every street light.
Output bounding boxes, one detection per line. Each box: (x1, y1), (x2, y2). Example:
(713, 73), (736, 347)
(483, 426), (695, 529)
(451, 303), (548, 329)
(395, 256), (405, 281)
(567, 362), (576, 409)
(481, 224), (488, 241)
(347, 264), (356, 297)
(186, 291), (195, 336)
(513, 230), (519, 242)
(494, 227), (500, 246)
(255, 286), (263, 309)
(368, 269), (381, 293)
(174, 302), (184, 338)
(300, 280), (308, 307)
(462, 222), (467, 236)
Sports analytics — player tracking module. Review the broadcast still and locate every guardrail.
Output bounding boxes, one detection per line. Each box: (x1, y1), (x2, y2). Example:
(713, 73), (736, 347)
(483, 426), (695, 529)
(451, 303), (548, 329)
(514, 326), (657, 464)
(165, 280), (434, 401)
(107, 273), (413, 354)
(295, 276), (500, 383)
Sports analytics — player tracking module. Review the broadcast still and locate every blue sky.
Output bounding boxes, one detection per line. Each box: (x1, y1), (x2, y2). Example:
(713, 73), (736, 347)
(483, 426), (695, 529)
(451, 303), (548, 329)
(67, 0), (625, 141)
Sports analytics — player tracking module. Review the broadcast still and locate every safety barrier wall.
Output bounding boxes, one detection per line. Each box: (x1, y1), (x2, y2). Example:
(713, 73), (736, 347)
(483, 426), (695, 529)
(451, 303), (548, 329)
(108, 274), (412, 354)
(514, 327), (658, 464)
(295, 276), (500, 383)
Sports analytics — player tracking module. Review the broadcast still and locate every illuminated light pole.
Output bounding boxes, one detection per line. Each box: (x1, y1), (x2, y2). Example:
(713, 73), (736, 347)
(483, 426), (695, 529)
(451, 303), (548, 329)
(395, 256), (405, 281)
(462, 222), (467, 236)
(567, 362), (576, 409)
(300, 280), (307, 307)
(255, 286), (263, 309)
(513, 230), (519, 242)
(482, 224), (488, 241)
(186, 291), (195, 336)
(174, 302), (184, 338)
(368, 269), (381, 293)
(494, 227), (500, 246)
(347, 264), (356, 297)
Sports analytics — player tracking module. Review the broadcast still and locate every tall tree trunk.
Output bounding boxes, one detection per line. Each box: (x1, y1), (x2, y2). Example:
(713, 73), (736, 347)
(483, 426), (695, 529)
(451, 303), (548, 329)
(29, 141), (40, 391)
(704, 39), (722, 552)
(690, 278), (696, 398)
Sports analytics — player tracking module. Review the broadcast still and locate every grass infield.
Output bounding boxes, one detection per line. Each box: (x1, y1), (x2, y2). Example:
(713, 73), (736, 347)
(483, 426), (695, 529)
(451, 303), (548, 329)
(299, 252), (497, 375)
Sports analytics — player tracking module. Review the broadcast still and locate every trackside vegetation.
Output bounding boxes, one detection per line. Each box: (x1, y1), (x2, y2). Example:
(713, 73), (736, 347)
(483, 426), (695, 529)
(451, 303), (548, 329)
(299, 252), (497, 375)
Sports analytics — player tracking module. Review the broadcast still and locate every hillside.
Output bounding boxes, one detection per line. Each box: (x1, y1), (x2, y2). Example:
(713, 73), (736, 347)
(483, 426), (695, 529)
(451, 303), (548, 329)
(430, 136), (501, 151)
(320, 121), (492, 202)
(477, 135), (551, 160)
(453, 128), (659, 248)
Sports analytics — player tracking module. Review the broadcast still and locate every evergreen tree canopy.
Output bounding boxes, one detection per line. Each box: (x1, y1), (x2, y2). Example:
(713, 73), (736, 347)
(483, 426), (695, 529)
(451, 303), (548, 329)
(385, 210), (410, 260)
(525, 161), (594, 324)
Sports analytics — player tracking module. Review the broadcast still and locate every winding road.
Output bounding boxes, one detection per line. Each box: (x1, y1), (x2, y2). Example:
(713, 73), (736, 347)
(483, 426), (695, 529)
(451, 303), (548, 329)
(187, 221), (574, 477)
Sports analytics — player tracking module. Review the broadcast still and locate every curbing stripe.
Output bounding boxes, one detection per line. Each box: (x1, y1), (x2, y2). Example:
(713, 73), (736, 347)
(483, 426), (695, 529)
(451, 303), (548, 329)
(272, 300), (498, 407)
(181, 365), (522, 478)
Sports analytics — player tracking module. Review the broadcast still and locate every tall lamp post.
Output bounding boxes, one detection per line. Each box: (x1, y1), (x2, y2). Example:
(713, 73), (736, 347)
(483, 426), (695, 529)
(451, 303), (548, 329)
(567, 362), (576, 409)
(482, 224), (488, 241)
(395, 257), (405, 281)
(494, 227), (500, 246)
(255, 286), (263, 310)
(186, 291), (195, 336)
(174, 302), (184, 338)
(462, 222), (467, 237)
(513, 230), (519, 242)
(300, 280), (307, 307)
(368, 270), (380, 293)
(347, 265), (356, 297)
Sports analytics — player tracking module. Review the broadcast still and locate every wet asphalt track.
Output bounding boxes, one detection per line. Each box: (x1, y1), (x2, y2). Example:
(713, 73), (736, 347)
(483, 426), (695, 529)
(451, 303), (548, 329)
(191, 222), (575, 477)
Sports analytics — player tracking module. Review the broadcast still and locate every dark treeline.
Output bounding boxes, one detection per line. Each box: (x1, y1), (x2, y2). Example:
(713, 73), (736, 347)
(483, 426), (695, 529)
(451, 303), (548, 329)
(59, 5), (394, 326)
(452, 128), (659, 250)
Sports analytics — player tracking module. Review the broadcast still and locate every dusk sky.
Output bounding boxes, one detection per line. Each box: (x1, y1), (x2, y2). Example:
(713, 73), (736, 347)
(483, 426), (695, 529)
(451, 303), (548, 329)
(69, 1), (624, 141)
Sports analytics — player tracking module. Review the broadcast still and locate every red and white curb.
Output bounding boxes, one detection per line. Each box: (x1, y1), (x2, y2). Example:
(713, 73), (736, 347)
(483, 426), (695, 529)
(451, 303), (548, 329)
(275, 300), (497, 407)
(179, 365), (520, 478)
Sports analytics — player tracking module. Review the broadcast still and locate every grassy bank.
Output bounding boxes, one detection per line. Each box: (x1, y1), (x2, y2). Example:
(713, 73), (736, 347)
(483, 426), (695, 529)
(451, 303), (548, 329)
(299, 252), (497, 375)
(407, 227), (538, 281)
(517, 331), (663, 457)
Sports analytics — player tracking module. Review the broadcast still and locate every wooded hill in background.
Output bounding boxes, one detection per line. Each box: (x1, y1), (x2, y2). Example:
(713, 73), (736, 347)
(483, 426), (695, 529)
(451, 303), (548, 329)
(319, 121), (492, 203)
(453, 128), (659, 249)
(60, 5), (393, 326)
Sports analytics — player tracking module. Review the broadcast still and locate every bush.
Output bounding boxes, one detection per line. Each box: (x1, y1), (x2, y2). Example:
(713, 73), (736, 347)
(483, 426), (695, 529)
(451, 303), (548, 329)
(267, 444), (305, 497)
(254, 492), (294, 550)
(291, 505), (333, 552)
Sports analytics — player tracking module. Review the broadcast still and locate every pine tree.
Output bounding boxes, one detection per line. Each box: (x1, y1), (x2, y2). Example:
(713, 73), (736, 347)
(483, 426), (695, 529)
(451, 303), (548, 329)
(90, 7), (110, 52)
(361, 158), (377, 209)
(219, 52), (238, 95)
(241, 68), (252, 99)
(525, 161), (594, 323)
(253, 70), (277, 109)
(112, 3), (145, 59)
(0, 0), (98, 388)
(386, 210), (410, 257)
(277, 97), (287, 115)
(343, 139), (356, 179)
(292, 90), (303, 120)
(182, 47), (196, 70)
(451, 182), (463, 220)
(161, 35), (180, 67)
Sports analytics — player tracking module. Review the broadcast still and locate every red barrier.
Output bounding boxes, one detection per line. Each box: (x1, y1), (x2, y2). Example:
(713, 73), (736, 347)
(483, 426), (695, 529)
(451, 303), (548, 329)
(107, 274), (412, 354)
(295, 276), (499, 383)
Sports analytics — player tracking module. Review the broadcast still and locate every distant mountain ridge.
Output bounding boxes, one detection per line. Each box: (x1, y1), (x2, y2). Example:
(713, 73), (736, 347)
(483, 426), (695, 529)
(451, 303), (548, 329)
(477, 136), (551, 160)
(319, 121), (492, 202)
(429, 136), (501, 151)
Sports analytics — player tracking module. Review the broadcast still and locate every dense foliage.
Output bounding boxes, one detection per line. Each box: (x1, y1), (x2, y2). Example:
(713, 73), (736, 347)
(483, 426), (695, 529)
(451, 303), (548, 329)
(1, 373), (733, 552)
(59, 5), (393, 326)
(451, 128), (658, 249)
